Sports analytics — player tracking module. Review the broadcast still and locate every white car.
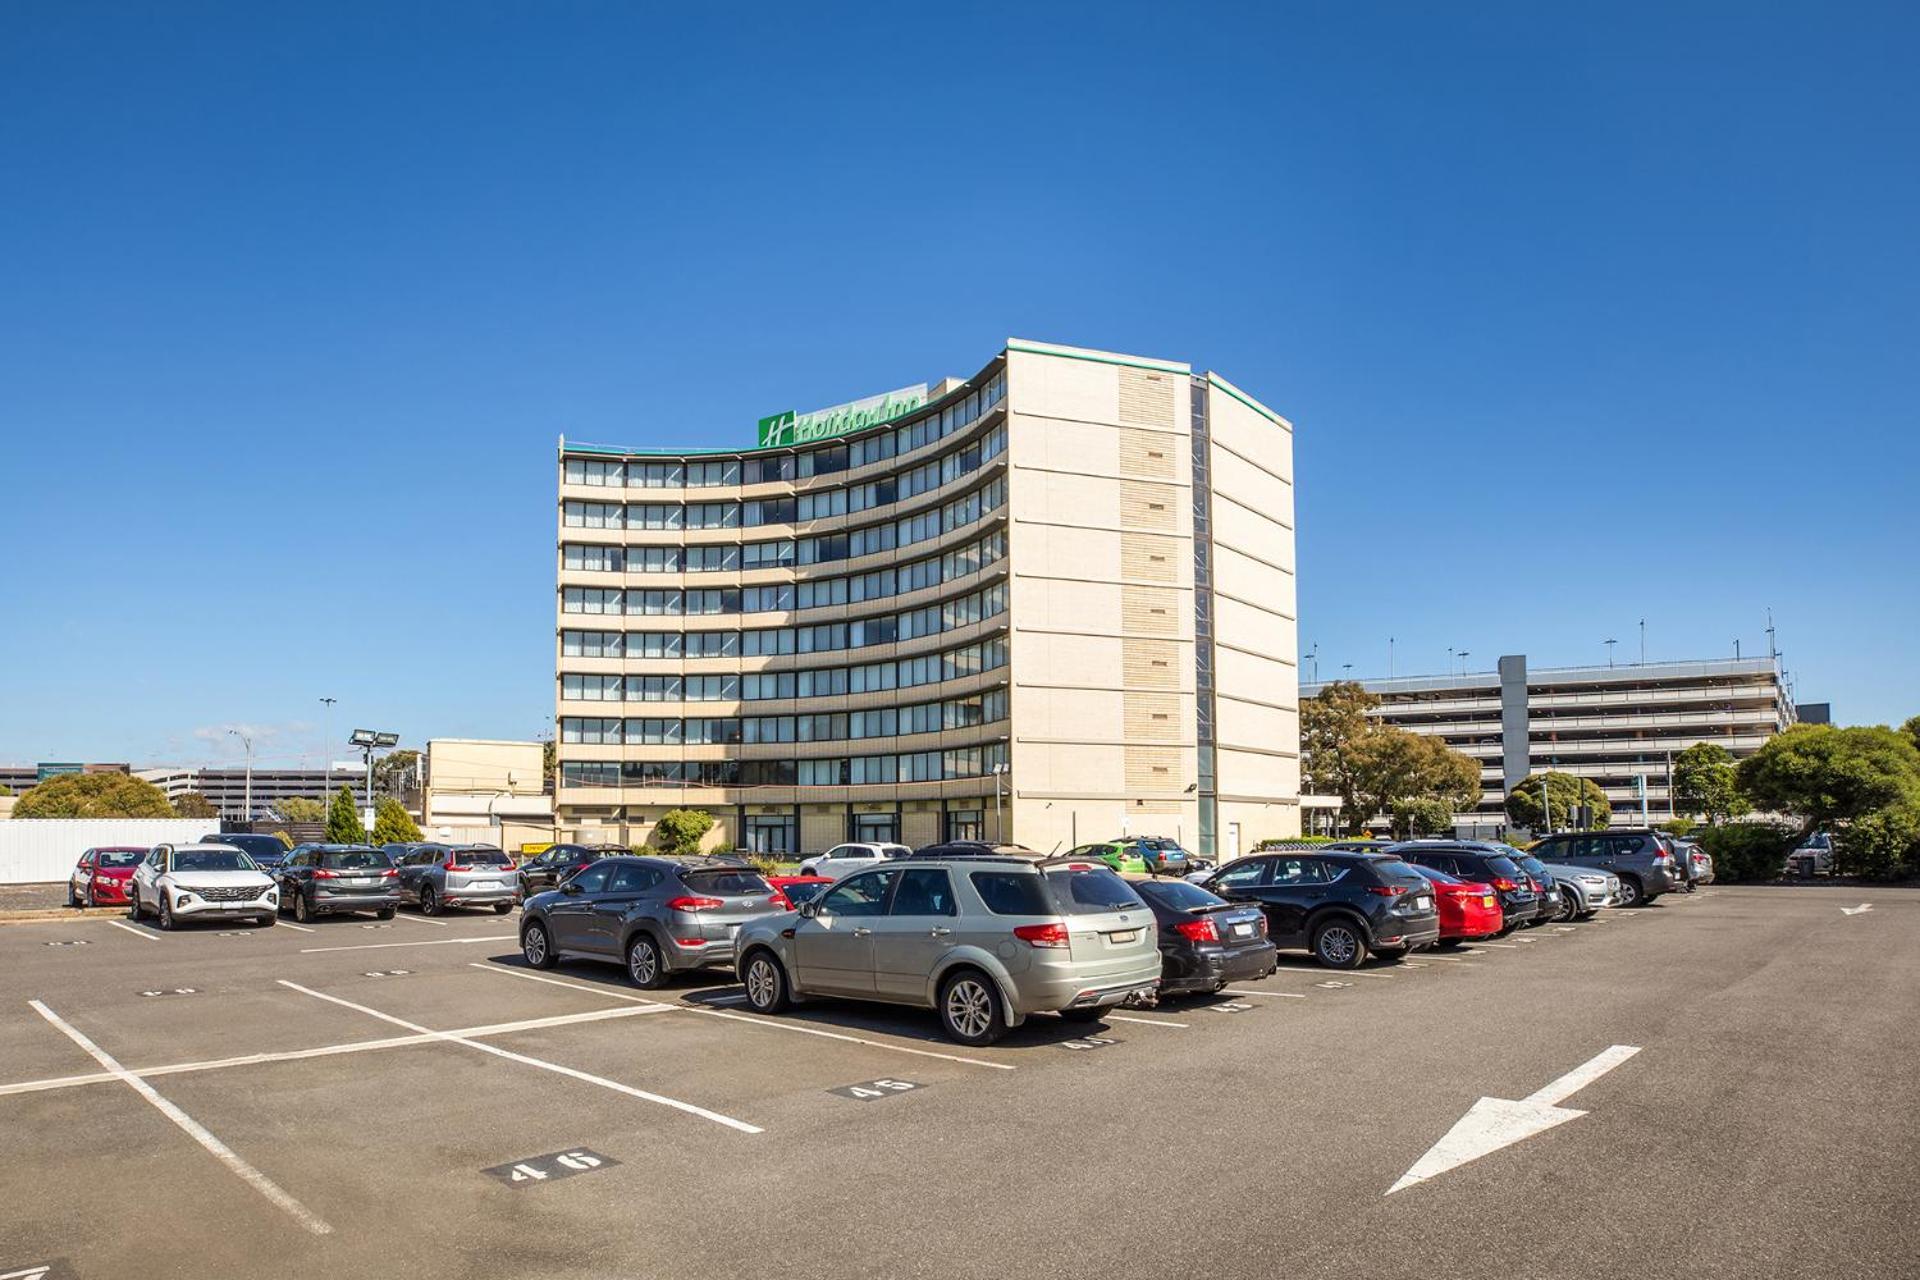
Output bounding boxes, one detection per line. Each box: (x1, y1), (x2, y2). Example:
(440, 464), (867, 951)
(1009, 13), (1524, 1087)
(796, 842), (912, 879)
(128, 843), (278, 930)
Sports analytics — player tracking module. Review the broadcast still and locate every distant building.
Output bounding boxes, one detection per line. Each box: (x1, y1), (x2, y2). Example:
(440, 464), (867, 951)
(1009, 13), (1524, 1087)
(421, 739), (553, 850)
(1303, 655), (1798, 831)
(137, 767), (370, 823)
(1794, 702), (1832, 725)
(0, 762), (130, 793)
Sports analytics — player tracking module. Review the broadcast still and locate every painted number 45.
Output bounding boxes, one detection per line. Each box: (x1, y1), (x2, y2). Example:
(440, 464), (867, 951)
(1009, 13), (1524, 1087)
(830, 1077), (923, 1101)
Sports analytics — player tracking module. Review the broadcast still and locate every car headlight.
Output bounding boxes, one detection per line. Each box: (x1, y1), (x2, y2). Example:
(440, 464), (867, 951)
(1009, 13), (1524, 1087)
(175, 891), (195, 906)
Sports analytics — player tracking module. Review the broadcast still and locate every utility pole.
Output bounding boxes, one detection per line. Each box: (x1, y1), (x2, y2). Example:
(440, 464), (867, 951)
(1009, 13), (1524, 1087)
(1639, 619), (1646, 666)
(1459, 650), (1471, 675)
(1605, 638), (1617, 668)
(1306, 644), (1319, 683)
(1766, 609), (1777, 662)
(991, 762), (1009, 842)
(1388, 637), (1395, 678)
(227, 729), (253, 824)
(319, 697), (337, 788)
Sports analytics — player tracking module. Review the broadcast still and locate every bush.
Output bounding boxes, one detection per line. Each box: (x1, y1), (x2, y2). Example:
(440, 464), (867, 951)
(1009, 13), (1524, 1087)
(1658, 817), (1697, 839)
(371, 796), (422, 845)
(1255, 835), (1342, 850)
(1391, 797), (1455, 839)
(654, 809), (716, 857)
(739, 851), (781, 878)
(1506, 772), (1612, 831)
(325, 786), (367, 844)
(272, 831), (294, 849)
(1831, 804), (1920, 880)
(1695, 822), (1795, 882)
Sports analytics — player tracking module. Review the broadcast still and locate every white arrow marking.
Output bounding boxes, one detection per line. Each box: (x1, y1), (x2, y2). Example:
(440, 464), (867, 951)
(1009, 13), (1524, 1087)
(1387, 1045), (1641, 1195)
(1841, 903), (1873, 916)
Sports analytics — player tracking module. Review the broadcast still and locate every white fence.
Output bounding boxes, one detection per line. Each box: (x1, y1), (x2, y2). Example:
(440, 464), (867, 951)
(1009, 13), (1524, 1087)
(0, 819), (214, 884)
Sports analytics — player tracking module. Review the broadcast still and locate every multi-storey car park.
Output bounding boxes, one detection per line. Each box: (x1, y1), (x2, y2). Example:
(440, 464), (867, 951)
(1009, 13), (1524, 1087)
(1303, 654), (1799, 831)
(554, 338), (1301, 860)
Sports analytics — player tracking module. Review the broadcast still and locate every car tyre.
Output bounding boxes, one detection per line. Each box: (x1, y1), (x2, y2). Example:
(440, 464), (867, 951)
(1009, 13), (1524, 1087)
(1372, 946), (1408, 964)
(625, 934), (667, 989)
(293, 893), (313, 924)
(1434, 938), (1464, 949)
(1057, 1007), (1106, 1023)
(1555, 892), (1579, 923)
(742, 950), (791, 1013)
(127, 889), (142, 921)
(376, 907), (396, 920)
(521, 920), (558, 969)
(1615, 875), (1644, 908)
(1576, 910), (1598, 921)
(1310, 919), (1366, 969)
(938, 969), (1007, 1046)
(157, 896), (176, 931)
(255, 914), (275, 927)
(419, 885), (441, 917)
(493, 902), (512, 914)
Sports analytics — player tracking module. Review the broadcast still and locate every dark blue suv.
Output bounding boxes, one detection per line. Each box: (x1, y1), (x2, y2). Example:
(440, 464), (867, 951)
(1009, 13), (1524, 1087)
(1198, 851), (1440, 969)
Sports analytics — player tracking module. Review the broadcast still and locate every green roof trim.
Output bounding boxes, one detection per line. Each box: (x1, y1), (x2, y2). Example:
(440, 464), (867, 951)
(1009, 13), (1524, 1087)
(1005, 338), (1190, 376)
(1206, 372), (1291, 430)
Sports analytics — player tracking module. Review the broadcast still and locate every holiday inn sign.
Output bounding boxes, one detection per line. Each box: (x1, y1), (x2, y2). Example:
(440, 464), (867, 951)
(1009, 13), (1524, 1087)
(756, 384), (928, 449)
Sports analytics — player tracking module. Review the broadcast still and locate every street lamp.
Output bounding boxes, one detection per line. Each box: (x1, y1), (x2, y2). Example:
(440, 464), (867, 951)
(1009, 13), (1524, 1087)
(349, 729), (400, 830)
(227, 729), (253, 824)
(991, 762), (1010, 843)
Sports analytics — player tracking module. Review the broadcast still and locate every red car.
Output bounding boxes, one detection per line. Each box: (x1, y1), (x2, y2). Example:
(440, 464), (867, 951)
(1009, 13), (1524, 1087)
(68, 846), (147, 907)
(766, 874), (833, 911)
(1411, 865), (1503, 943)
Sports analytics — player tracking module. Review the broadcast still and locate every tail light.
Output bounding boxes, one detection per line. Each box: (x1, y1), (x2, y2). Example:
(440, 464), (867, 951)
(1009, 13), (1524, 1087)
(1492, 877), (1518, 891)
(503, 862), (517, 872)
(381, 868), (399, 878)
(1013, 922), (1070, 948)
(1366, 885), (1407, 897)
(667, 895), (725, 912)
(1172, 916), (1219, 942)
(768, 891), (792, 910)
(443, 858), (467, 872)
(313, 869), (338, 879)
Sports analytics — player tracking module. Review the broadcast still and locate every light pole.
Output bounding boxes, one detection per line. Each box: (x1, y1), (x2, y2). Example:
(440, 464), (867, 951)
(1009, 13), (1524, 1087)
(1604, 638), (1617, 668)
(319, 697), (337, 780)
(1458, 650), (1471, 675)
(991, 762), (1010, 842)
(349, 729), (400, 832)
(227, 729), (253, 824)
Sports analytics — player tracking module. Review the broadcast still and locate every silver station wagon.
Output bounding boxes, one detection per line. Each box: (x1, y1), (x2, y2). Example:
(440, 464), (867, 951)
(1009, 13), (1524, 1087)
(734, 852), (1162, 1045)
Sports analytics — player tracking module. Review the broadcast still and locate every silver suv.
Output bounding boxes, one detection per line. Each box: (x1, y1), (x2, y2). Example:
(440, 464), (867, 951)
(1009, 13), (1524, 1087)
(734, 853), (1162, 1046)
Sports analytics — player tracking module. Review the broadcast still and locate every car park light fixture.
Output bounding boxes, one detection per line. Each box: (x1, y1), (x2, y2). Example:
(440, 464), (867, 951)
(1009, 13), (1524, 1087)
(349, 729), (378, 747)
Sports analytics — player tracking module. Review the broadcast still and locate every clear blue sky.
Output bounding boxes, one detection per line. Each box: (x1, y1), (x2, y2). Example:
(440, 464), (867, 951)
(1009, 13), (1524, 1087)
(3, 2), (1915, 770)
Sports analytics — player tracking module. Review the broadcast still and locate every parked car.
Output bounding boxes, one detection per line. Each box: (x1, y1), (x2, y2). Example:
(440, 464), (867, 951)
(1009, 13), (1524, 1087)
(127, 843), (277, 929)
(1406, 865), (1504, 944)
(1686, 845), (1715, 886)
(275, 844), (402, 921)
(1526, 828), (1682, 907)
(1129, 876), (1275, 996)
(520, 856), (783, 987)
(198, 833), (291, 869)
(797, 841), (913, 879)
(1506, 852), (1567, 924)
(1389, 841), (1543, 934)
(1196, 850), (1440, 969)
(767, 874), (834, 909)
(67, 846), (146, 908)
(1665, 838), (1713, 891)
(1124, 837), (1195, 876)
(1536, 861), (1619, 921)
(518, 843), (626, 899)
(1067, 841), (1150, 875)
(733, 852), (1162, 1045)
(1788, 831), (1832, 876)
(392, 844), (521, 915)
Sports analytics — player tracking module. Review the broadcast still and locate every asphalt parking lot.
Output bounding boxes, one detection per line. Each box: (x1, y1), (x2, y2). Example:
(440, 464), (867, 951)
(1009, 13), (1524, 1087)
(2, 885), (1916, 1280)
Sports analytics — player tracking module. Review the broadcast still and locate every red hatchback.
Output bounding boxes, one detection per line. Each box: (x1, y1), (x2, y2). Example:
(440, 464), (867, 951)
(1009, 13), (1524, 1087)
(68, 846), (147, 907)
(1410, 865), (1503, 943)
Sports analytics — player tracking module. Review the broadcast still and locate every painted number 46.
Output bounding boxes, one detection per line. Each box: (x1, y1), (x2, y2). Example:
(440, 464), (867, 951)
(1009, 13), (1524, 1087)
(511, 1152), (600, 1182)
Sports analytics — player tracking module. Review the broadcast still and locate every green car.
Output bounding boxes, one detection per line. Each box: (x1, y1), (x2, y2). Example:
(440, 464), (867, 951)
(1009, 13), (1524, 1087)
(1067, 841), (1151, 875)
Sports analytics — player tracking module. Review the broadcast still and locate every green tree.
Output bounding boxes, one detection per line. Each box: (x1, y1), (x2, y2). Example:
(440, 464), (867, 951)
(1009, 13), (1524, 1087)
(325, 786), (367, 844)
(1695, 822), (1796, 882)
(274, 797), (326, 823)
(1902, 714), (1920, 757)
(1349, 728), (1483, 829)
(1672, 742), (1745, 824)
(14, 772), (176, 818)
(1302, 681), (1380, 832)
(1736, 724), (1920, 842)
(272, 830), (294, 849)
(373, 749), (419, 795)
(1505, 771), (1611, 832)
(1391, 796), (1456, 839)
(371, 795), (422, 845)
(1830, 801), (1920, 880)
(170, 791), (220, 819)
(653, 808), (716, 856)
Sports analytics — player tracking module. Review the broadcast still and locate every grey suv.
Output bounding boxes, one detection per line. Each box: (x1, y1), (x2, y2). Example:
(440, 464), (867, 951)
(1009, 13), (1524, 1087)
(519, 856), (783, 987)
(734, 853), (1163, 1046)
(392, 844), (521, 915)
(1527, 829), (1682, 907)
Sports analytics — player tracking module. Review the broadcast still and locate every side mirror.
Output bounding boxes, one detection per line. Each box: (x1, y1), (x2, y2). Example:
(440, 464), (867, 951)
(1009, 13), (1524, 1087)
(561, 880), (584, 895)
(797, 901), (819, 919)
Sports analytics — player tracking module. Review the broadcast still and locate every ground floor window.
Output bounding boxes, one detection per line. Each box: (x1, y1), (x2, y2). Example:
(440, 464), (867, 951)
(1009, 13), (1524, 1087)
(744, 813), (798, 855)
(853, 811), (899, 843)
(945, 808), (984, 842)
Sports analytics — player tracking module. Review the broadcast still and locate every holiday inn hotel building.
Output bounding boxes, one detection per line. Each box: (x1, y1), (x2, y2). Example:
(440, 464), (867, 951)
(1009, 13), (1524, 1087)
(553, 339), (1300, 858)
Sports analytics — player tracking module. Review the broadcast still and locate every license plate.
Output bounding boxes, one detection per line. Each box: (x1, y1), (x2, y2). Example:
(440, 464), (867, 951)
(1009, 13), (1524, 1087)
(1231, 922), (1254, 938)
(1107, 929), (1140, 944)
(1416, 896), (1432, 910)
(1482, 895), (1497, 908)
(472, 880), (500, 890)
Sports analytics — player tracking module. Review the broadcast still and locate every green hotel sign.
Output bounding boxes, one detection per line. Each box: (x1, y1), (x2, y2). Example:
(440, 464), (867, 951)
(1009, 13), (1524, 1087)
(756, 383), (928, 449)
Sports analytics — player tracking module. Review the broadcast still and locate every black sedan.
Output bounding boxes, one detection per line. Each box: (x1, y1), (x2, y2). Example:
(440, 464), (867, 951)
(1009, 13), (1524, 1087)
(1131, 877), (1276, 996)
(517, 843), (628, 900)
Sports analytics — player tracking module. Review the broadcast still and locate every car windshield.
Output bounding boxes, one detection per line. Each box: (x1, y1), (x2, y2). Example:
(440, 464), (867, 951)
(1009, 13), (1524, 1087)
(1136, 880), (1225, 911)
(318, 849), (389, 869)
(1411, 865), (1462, 885)
(458, 848), (513, 866)
(95, 850), (144, 868)
(1486, 856), (1523, 879)
(1044, 866), (1146, 915)
(173, 849), (257, 872)
(782, 880), (831, 906)
(681, 869), (771, 896)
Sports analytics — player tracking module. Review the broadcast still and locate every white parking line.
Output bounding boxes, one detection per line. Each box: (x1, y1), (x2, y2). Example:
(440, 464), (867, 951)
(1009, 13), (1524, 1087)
(299, 935), (516, 954)
(275, 920), (317, 934)
(277, 980), (762, 1134)
(388, 912), (449, 928)
(105, 919), (158, 941)
(1227, 988), (1308, 998)
(0, 1005), (672, 1099)
(468, 963), (671, 1007)
(1105, 1014), (1189, 1028)
(29, 999), (333, 1235)
(1474, 942), (1521, 948)
(686, 1005), (1018, 1071)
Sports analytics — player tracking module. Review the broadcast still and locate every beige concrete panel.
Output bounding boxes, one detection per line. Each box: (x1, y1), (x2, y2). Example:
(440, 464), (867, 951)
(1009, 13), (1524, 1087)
(1022, 523), (1124, 583)
(901, 803), (941, 848)
(1215, 646), (1295, 708)
(1013, 631), (1125, 689)
(1021, 686), (1126, 744)
(800, 805), (843, 854)
(1209, 451), (1293, 526)
(1207, 384), (1293, 483)
(1215, 594), (1298, 660)
(1007, 349), (1124, 426)
(1012, 576), (1126, 634)
(1212, 501), (1294, 574)
(1023, 417), (1124, 478)
(1215, 544), (1298, 624)
(1023, 469), (1122, 526)
(1217, 697), (1297, 758)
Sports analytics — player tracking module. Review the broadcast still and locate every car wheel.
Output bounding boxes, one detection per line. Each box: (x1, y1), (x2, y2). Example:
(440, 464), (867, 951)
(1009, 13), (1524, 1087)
(1434, 937), (1464, 949)
(1311, 919), (1365, 969)
(376, 907), (396, 920)
(938, 969), (1007, 1046)
(1373, 946), (1408, 964)
(742, 950), (790, 1013)
(1615, 875), (1644, 908)
(255, 913), (275, 927)
(127, 889), (141, 921)
(66, 882), (80, 908)
(492, 902), (512, 914)
(1576, 910), (1598, 921)
(625, 934), (667, 989)
(797, 863), (817, 877)
(293, 893), (312, 924)
(521, 920), (557, 969)
(158, 896), (176, 931)
(1555, 892), (1579, 923)
(419, 885), (441, 916)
